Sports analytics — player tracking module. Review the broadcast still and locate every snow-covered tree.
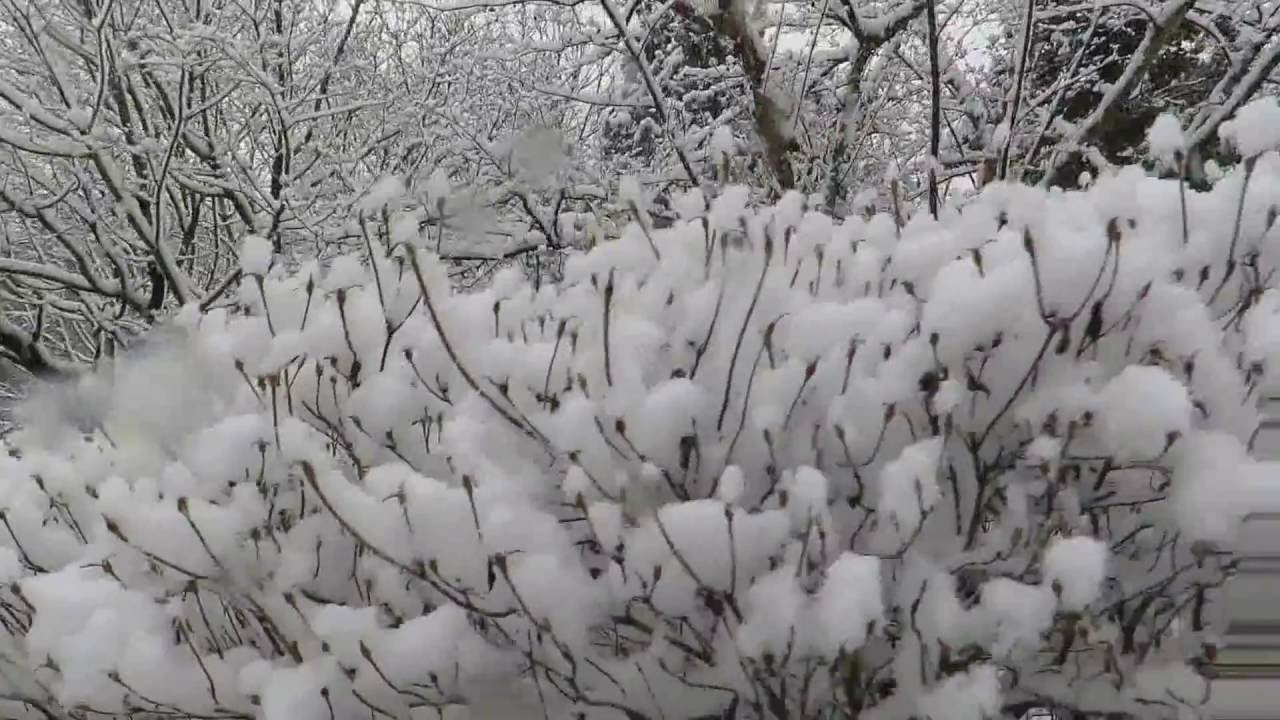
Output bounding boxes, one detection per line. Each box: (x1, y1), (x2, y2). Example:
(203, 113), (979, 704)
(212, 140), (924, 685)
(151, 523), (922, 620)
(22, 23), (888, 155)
(576, 0), (1280, 212)
(991, 0), (1280, 188)
(1, 103), (1280, 719)
(0, 0), (599, 383)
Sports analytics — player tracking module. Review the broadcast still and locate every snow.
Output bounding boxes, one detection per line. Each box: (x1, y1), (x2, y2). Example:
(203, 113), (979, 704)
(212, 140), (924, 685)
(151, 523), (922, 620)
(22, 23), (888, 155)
(630, 376), (709, 462)
(507, 552), (604, 650)
(787, 465), (830, 525)
(1219, 96), (1280, 158)
(240, 234), (273, 275)
(736, 566), (805, 658)
(1024, 435), (1062, 467)
(2, 154), (1279, 719)
(358, 175), (406, 211)
(587, 499), (623, 551)
(717, 465), (745, 504)
(1170, 431), (1270, 542)
(876, 438), (943, 544)
(980, 578), (1056, 657)
(0, 546), (21, 584)
(1097, 365), (1191, 461)
(309, 604), (380, 666)
(917, 664), (1002, 720)
(426, 168), (452, 212)
(323, 253), (367, 290)
(619, 175), (645, 209)
(809, 552), (883, 657)
(1146, 113), (1184, 161)
(259, 660), (334, 720)
(991, 122), (1010, 151)
(710, 125), (736, 163)
(1042, 536), (1109, 611)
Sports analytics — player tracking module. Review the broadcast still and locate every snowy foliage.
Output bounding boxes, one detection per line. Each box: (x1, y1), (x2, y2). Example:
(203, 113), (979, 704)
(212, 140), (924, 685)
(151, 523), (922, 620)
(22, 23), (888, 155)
(1218, 97), (1280, 161)
(1146, 115), (1185, 165)
(3, 149), (1280, 720)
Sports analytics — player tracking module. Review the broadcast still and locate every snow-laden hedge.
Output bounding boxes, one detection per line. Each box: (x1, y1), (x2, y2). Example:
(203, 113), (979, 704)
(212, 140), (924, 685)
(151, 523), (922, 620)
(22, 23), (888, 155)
(4, 151), (1280, 720)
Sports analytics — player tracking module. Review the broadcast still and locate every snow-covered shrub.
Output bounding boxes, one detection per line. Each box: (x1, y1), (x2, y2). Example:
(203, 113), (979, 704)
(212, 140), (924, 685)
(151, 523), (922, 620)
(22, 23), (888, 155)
(3, 149), (1280, 720)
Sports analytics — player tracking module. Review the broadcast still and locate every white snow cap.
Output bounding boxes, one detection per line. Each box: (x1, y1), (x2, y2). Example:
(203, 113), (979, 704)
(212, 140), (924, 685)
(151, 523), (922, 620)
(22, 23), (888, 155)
(981, 578), (1056, 657)
(358, 175), (406, 211)
(1043, 535), (1109, 610)
(877, 437), (944, 541)
(240, 234), (272, 275)
(1219, 96), (1280, 158)
(717, 465), (746, 504)
(710, 126), (736, 162)
(918, 664), (1002, 720)
(1098, 365), (1191, 460)
(1147, 113), (1184, 161)
(737, 567), (804, 659)
(426, 168), (451, 209)
(809, 552), (883, 657)
(991, 122), (1011, 151)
